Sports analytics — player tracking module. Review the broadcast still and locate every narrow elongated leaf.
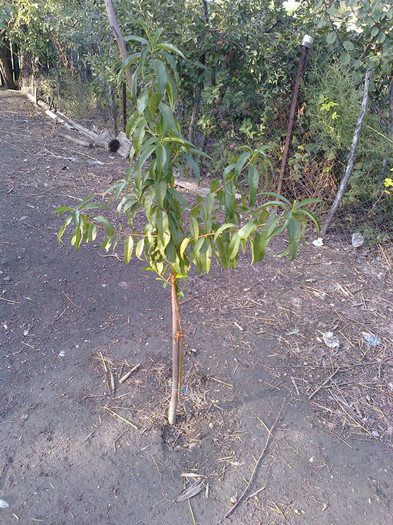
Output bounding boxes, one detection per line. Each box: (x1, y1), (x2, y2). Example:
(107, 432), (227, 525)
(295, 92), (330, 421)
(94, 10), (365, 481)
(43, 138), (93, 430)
(286, 215), (302, 259)
(238, 222), (255, 240)
(118, 52), (141, 82)
(189, 215), (199, 241)
(153, 59), (168, 97)
(126, 111), (143, 139)
(124, 235), (134, 264)
(54, 206), (74, 215)
(135, 143), (158, 177)
(229, 233), (241, 259)
(180, 237), (191, 259)
(248, 164), (259, 206)
(137, 91), (149, 115)
(133, 119), (146, 154)
(159, 102), (180, 135)
(124, 35), (149, 45)
(94, 216), (114, 234)
(57, 217), (72, 242)
(295, 209), (320, 230)
(76, 196), (95, 209)
(234, 151), (251, 174)
(155, 180), (167, 208)
(214, 223), (235, 241)
(140, 47), (150, 77)
(155, 42), (186, 60)
(136, 238), (145, 259)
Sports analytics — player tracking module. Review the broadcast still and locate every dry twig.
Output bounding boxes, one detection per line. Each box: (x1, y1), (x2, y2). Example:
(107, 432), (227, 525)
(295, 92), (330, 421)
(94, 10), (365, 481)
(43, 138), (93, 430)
(223, 399), (286, 520)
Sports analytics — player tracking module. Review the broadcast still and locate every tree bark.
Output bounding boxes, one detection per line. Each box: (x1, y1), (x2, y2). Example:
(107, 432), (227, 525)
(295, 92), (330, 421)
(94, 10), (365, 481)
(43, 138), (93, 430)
(188, 82), (203, 145)
(0, 36), (17, 89)
(321, 69), (372, 237)
(103, 0), (134, 92)
(110, 84), (119, 136)
(168, 273), (183, 425)
(382, 75), (393, 177)
(188, 0), (209, 146)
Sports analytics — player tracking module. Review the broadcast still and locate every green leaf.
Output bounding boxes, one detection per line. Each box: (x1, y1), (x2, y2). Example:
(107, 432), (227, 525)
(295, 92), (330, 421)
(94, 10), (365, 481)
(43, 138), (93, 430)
(54, 206), (74, 215)
(100, 234), (113, 253)
(184, 154), (200, 180)
(180, 237), (191, 259)
(153, 59), (168, 97)
(137, 91), (149, 115)
(118, 52), (141, 82)
(214, 223), (235, 241)
(234, 151), (251, 174)
(238, 222), (255, 240)
(286, 215), (302, 259)
(126, 111), (143, 139)
(136, 238), (145, 259)
(229, 232), (241, 259)
(152, 27), (165, 47)
(190, 215), (199, 241)
(155, 42), (186, 60)
(343, 40), (354, 52)
(57, 217), (72, 242)
(157, 210), (170, 248)
(248, 164), (259, 206)
(124, 35), (149, 45)
(155, 180), (167, 208)
(133, 119), (146, 155)
(135, 143), (158, 178)
(326, 32), (337, 45)
(159, 102), (180, 135)
(86, 224), (97, 242)
(124, 235), (134, 264)
(94, 216), (114, 234)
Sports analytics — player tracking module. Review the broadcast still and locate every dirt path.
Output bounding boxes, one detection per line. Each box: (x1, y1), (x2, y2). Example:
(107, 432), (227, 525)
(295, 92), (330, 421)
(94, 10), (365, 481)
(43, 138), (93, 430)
(1, 88), (393, 524)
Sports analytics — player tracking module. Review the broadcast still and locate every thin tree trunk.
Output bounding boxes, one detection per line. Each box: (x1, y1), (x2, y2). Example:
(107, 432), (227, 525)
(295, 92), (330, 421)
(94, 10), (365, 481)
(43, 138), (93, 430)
(168, 273), (183, 425)
(188, 82), (203, 145)
(321, 69), (372, 237)
(0, 37), (17, 89)
(110, 84), (119, 136)
(121, 81), (127, 132)
(188, 0), (209, 146)
(382, 76), (393, 177)
(103, 0), (134, 93)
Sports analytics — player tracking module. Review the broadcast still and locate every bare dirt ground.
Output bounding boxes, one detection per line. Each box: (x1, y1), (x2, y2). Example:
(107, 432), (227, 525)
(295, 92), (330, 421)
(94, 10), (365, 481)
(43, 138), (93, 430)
(1, 88), (393, 525)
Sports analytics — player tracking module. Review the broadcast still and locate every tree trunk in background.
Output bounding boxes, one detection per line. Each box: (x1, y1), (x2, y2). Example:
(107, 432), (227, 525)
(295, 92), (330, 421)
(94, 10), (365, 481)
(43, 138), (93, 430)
(19, 51), (32, 88)
(0, 36), (17, 89)
(382, 75), (393, 177)
(188, 82), (203, 145)
(103, 0), (133, 93)
(188, 0), (209, 146)
(110, 84), (119, 136)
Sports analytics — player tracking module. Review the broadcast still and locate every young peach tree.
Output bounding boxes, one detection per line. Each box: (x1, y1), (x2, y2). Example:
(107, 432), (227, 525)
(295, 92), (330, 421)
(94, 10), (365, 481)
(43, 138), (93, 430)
(55, 25), (319, 425)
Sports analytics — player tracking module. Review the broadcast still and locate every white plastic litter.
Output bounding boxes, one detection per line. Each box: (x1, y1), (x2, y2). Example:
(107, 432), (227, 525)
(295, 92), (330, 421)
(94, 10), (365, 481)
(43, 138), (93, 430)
(362, 332), (381, 347)
(352, 232), (364, 247)
(322, 332), (340, 350)
(0, 499), (9, 509)
(312, 238), (324, 247)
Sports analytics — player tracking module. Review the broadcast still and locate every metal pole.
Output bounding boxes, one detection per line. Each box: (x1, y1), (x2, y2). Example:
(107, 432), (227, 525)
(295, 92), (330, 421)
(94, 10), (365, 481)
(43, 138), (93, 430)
(276, 35), (313, 195)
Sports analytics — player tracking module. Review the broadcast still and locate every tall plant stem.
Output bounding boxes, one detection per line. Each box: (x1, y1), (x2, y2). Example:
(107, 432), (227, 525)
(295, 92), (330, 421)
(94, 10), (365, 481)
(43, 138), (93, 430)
(168, 272), (183, 425)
